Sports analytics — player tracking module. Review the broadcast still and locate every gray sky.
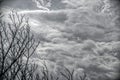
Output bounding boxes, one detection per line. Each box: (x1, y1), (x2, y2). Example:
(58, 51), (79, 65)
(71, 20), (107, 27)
(1, 0), (120, 80)
(1, 0), (66, 10)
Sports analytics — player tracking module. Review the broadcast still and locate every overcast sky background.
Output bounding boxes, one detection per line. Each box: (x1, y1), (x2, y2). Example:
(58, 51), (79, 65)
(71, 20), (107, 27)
(1, 0), (120, 80)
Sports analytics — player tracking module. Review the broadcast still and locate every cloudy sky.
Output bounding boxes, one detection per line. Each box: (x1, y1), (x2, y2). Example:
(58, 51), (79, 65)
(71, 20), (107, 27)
(1, 0), (120, 80)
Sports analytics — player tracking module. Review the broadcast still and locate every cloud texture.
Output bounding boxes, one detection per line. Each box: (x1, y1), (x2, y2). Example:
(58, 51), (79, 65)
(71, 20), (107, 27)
(2, 0), (120, 79)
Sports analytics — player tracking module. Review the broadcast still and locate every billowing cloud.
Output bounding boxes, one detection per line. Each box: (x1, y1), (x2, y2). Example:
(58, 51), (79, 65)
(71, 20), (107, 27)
(35, 39), (120, 79)
(1, 0), (120, 80)
(62, 0), (105, 11)
(63, 7), (120, 41)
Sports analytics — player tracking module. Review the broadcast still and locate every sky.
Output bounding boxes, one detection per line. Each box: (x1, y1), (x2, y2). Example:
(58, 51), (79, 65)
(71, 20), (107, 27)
(1, 0), (120, 80)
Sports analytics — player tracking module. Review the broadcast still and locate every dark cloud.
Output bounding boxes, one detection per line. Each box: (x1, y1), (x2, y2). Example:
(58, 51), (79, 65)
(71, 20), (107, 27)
(39, 11), (67, 22)
(50, 0), (66, 10)
(1, 0), (38, 9)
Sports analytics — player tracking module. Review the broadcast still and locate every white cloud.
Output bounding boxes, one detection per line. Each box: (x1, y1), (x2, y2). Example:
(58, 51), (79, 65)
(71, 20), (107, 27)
(32, 0), (51, 11)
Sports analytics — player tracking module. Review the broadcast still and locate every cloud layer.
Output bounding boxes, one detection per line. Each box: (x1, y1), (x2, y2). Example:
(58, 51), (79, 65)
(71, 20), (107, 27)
(2, 0), (120, 79)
